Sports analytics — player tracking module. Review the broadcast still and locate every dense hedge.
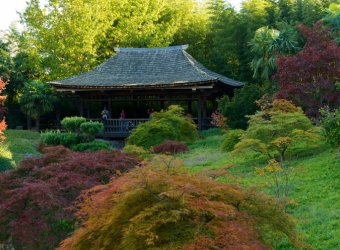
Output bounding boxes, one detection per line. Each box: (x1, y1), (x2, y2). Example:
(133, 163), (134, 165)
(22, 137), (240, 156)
(0, 146), (139, 249)
(127, 105), (198, 149)
(71, 140), (111, 152)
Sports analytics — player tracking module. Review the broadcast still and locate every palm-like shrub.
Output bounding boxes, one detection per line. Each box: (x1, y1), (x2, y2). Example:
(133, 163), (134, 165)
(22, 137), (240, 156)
(19, 81), (57, 130)
(127, 105), (198, 149)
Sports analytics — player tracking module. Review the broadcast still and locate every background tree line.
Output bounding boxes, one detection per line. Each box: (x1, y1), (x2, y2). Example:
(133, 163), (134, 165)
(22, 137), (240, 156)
(0, 0), (339, 129)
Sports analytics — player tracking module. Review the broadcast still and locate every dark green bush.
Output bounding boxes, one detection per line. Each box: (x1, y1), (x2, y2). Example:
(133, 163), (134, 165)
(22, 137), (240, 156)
(41, 131), (80, 147)
(80, 121), (104, 141)
(221, 129), (245, 152)
(218, 83), (265, 129)
(61, 117), (87, 133)
(0, 157), (14, 172)
(127, 105), (198, 149)
(71, 140), (111, 152)
(320, 108), (340, 151)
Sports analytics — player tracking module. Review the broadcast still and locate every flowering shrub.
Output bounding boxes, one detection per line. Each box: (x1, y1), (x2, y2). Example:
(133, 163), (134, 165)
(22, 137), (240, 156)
(210, 110), (227, 131)
(0, 146), (139, 249)
(59, 161), (300, 250)
(153, 140), (189, 154)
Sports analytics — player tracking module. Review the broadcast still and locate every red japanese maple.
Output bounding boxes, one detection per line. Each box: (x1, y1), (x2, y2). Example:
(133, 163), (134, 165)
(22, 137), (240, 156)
(275, 21), (340, 118)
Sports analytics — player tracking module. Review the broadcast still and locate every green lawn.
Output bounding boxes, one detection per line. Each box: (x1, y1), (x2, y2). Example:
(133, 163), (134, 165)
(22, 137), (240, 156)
(182, 129), (340, 250)
(0, 129), (41, 167)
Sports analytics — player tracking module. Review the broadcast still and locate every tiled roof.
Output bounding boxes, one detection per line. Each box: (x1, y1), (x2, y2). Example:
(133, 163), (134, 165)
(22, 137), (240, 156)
(49, 45), (243, 88)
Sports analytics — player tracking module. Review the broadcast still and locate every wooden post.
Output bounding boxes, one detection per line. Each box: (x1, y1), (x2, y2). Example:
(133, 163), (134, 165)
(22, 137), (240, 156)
(197, 96), (203, 130)
(80, 96), (84, 117)
(107, 98), (112, 118)
(187, 96), (192, 115)
(202, 96), (207, 130)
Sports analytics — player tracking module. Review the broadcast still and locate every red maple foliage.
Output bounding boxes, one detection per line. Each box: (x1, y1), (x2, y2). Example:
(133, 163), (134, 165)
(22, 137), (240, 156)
(0, 79), (7, 141)
(0, 146), (139, 249)
(152, 140), (189, 154)
(275, 21), (340, 118)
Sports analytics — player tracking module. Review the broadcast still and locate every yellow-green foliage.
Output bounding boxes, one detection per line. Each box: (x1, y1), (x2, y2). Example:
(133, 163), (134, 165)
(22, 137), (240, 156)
(59, 160), (300, 250)
(221, 129), (245, 152)
(0, 144), (15, 172)
(123, 145), (150, 159)
(127, 105), (199, 149)
(234, 99), (322, 159)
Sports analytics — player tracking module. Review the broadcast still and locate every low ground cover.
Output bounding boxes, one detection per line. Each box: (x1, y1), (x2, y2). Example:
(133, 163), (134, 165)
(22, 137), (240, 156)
(0, 130), (40, 169)
(182, 129), (340, 249)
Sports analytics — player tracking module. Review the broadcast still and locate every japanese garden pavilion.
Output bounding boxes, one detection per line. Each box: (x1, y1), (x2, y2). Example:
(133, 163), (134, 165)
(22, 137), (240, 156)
(49, 45), (243, 137)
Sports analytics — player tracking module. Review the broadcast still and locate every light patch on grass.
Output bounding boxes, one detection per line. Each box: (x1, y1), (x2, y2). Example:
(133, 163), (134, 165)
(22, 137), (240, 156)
(2, 129), (41, 165)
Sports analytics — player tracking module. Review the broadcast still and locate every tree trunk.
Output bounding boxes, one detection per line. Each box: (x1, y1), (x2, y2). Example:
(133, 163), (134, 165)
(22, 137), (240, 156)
(36, 117), (40, 131)
(27, 116), (32, 130)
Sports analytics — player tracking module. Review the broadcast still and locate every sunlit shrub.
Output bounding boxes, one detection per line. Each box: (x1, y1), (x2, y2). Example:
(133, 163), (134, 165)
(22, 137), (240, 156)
(127, 105), (198, 149)
(221, 129), (245, 152)
(0, 146), (139, 249)
(59, 162), (300, 250)
(153, 140), (189, 154)
(71, 140), (111, 152)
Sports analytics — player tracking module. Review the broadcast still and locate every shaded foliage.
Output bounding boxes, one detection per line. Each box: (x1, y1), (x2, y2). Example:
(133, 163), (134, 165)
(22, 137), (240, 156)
(0, 146), (139, 249)
(70, 140), (111, 152)
(218, 83), (265, 129)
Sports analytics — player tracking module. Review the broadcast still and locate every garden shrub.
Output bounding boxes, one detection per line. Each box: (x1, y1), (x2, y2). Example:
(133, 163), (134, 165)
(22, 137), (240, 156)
(153, 140), (189, 154)
(320, 108), (340, 153)
(0, 146), (139, 249)
(218, 83), (265, 129)
(60, 116), (86, 133)
(221, 129), (245, 152)
(41, 130), (80, 147)
(71, 140), (111, 152)
(233, 99), (321, 160)
(123, 145), (149, 159)
(127, 105), (198, 149)
(80, 121), (104, 141)
(59, 162), (300, 250)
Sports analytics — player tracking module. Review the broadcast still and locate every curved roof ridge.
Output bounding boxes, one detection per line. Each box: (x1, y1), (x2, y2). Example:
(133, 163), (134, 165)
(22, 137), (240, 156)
(114, 45), (188, 53)
(182, 50), (243, 87)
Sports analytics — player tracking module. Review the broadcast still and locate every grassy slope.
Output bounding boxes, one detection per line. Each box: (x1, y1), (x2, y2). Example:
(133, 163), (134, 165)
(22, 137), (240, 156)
(1, 129), (41, 165)
(182, 129), (340, 250)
